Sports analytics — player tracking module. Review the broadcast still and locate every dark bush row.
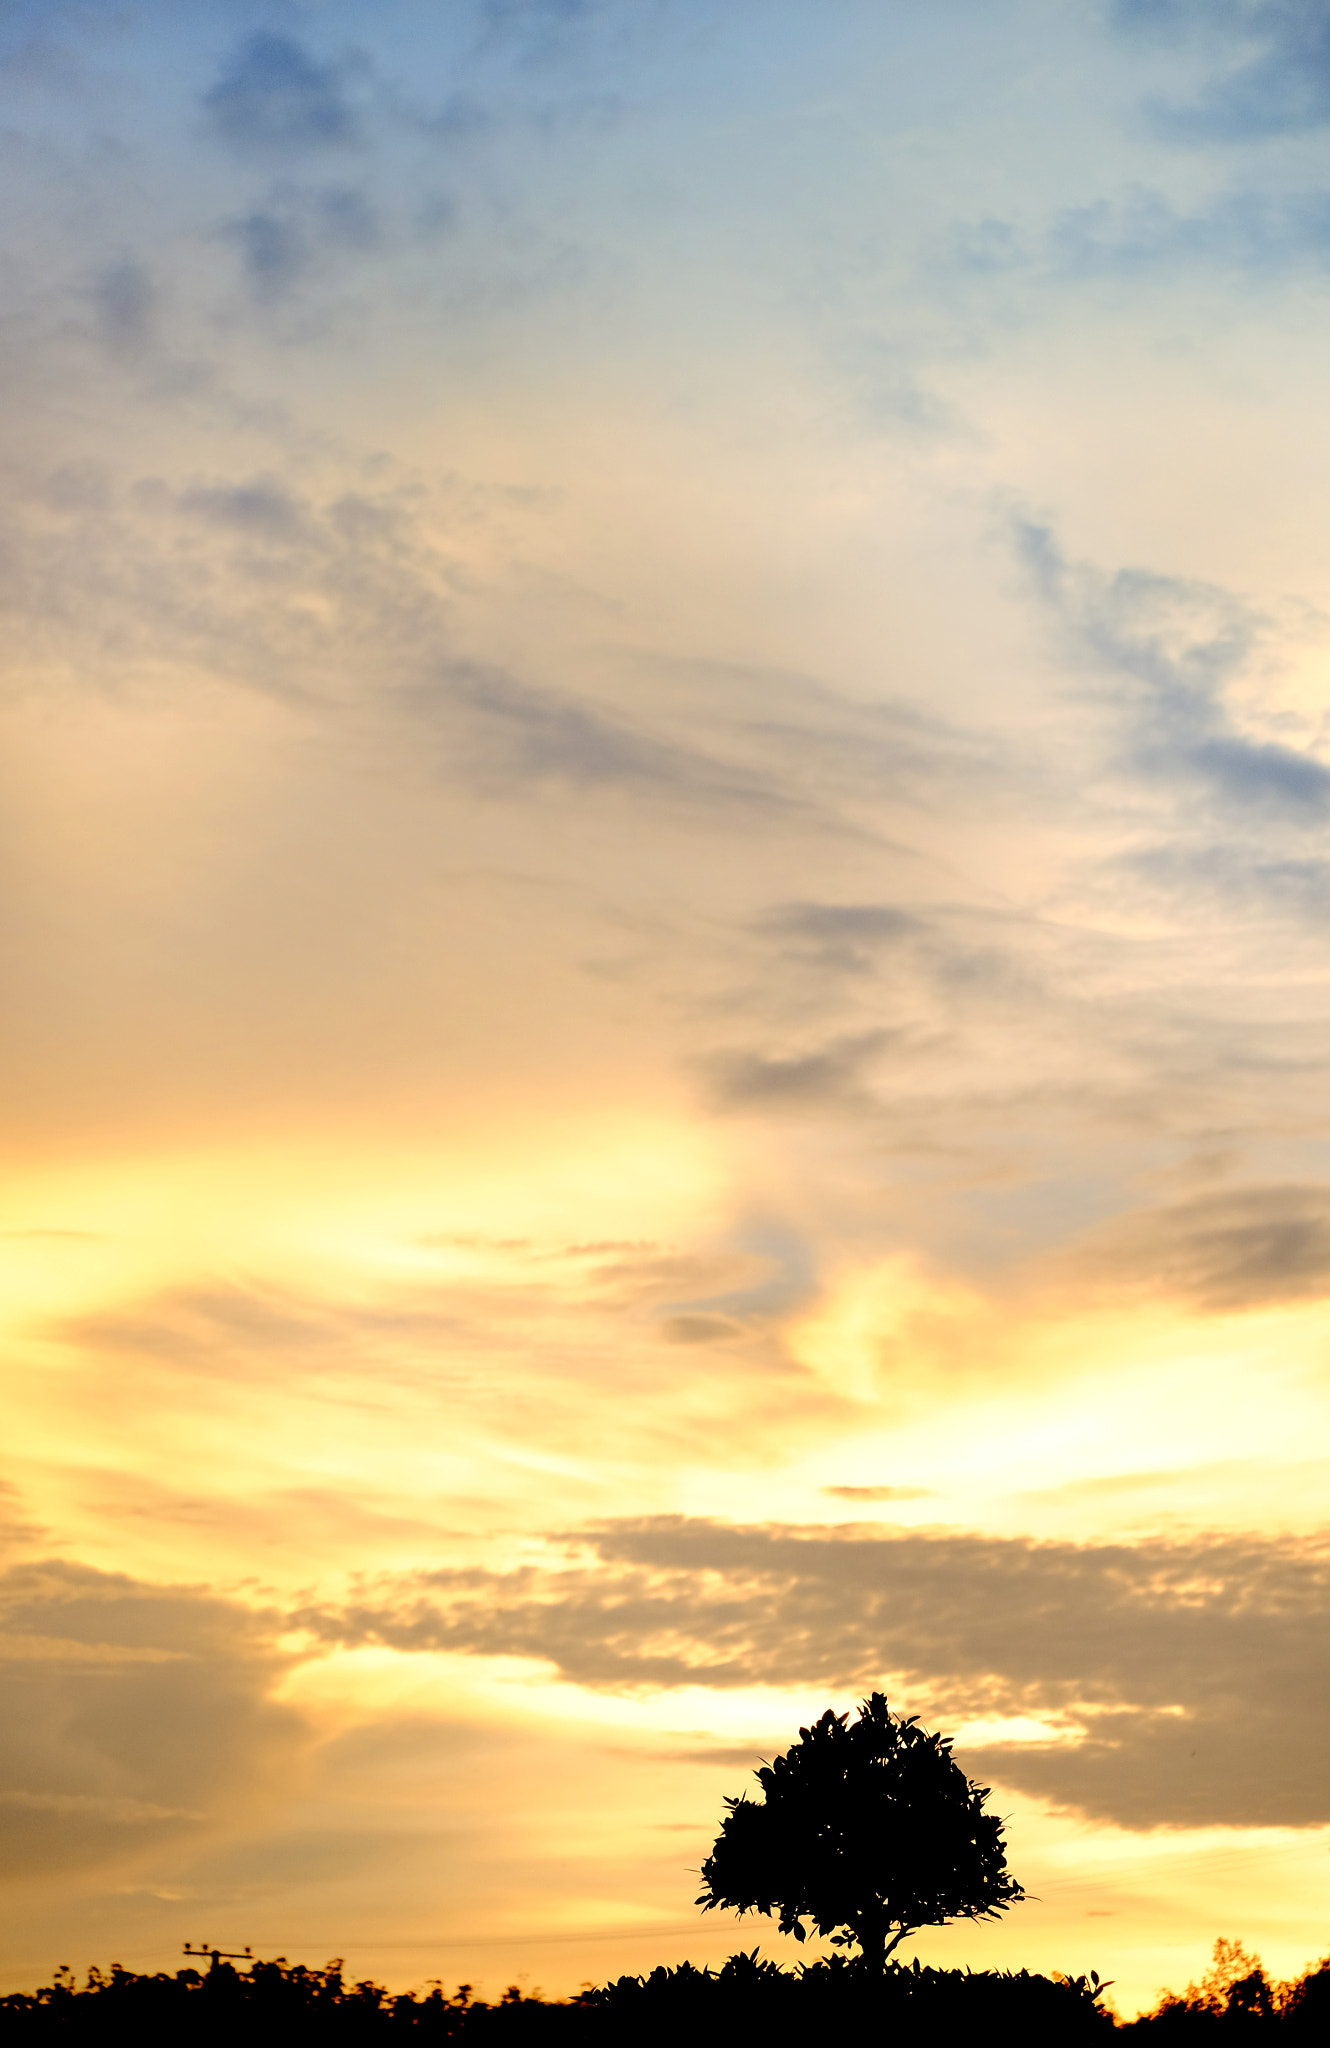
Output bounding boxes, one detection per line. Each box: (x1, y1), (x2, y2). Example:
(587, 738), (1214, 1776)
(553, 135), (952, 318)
(2, 1940), (1327, 2042)
(0, 1948), (1111, 2044)
(592, 1948), (1116, 2042)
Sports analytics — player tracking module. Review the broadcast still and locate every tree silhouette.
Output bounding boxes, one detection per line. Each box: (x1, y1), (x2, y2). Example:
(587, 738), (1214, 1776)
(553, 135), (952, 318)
(696, 1693), (1024, 1971)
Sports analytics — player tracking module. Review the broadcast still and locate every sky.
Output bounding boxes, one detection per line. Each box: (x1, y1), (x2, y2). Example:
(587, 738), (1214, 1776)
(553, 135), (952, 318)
(4, 0), (1330, 2019)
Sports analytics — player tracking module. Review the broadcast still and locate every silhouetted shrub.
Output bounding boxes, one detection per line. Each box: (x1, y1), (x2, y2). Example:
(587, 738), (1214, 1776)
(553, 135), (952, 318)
(0, 1958), (581, 2043)
(587, 1949), (1114, 2044)
(0, 1950), (1116, 2046)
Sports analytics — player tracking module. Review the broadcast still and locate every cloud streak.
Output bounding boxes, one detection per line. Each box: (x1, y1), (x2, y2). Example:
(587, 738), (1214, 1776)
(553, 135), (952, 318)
(1016, 519), (1330, 817)
(296, 1515), (1330, 1828)
(1062, 1184), (1330, 1311)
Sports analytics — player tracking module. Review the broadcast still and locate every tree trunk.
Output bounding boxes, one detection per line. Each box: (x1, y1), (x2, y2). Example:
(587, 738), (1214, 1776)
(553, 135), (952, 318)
(856, 1921), (888, 1974)
(855, 1919), (912, 1975)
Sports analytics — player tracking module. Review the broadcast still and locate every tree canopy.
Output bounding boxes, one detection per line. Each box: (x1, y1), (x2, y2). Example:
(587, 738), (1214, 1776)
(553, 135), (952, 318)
(696, 1692), (1025, 1969)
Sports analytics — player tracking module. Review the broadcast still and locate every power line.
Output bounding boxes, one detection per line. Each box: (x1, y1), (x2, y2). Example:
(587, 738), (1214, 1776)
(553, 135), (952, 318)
(1033, 1839), (1330, 1903)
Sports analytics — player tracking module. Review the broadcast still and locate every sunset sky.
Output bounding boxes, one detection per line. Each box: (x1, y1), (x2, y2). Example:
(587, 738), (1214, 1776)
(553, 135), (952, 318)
(6, 0), (1330, 2020)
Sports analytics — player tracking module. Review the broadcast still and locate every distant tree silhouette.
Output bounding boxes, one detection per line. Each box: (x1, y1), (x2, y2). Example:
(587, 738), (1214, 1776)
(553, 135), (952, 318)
(1140, 1936), (1282, 2031)
(1190, 1939), (1275, 2022)
(696, 1692), (1025, 1971)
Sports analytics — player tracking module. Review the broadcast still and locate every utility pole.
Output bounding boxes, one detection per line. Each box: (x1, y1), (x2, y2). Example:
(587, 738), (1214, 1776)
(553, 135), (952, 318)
(182, 1943), (254, 1974)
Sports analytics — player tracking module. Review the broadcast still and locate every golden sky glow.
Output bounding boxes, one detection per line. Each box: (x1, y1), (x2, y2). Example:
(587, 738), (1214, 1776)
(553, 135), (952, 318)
(5, 0), (1330, 2020)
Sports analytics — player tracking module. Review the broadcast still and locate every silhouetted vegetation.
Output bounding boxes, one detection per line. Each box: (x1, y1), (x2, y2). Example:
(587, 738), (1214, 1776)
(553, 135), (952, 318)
(1121, 1938), (1330, 2036)
(7, 1938), (1330, 2041)
(696, 1691), (1025, 1969)
(3, 1703), (1326, 2041)
(0, 1950), (1115, 2044)
(0, 1958), (576, 2042)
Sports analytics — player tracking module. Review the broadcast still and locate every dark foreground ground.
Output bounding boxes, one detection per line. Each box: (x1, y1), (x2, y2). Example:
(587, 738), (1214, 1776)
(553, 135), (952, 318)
(2, 1947), (1327, 2044)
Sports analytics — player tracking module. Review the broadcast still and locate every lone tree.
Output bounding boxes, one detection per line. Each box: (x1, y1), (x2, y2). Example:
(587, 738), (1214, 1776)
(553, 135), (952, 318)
(696, 1692), (1024, 1971)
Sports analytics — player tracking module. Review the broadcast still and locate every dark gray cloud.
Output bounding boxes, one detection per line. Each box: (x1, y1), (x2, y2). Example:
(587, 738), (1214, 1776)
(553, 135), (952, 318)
(1068, 1183), (1330, 1310)
(1018, 520), (1256, 694)
(204, 33), (361, 154)
(409, 663), (813, 818)
(220, 186), (382, 300)
(948, 181), (1330, 291)
(1049, 186), (1330, 276)
(624, 655), (999, 827)
(660, 1313), (745, 1344)
(180, 477), (307, 538)
(316, 184), (381, 249)
(699, 1030), (895, 1113)
(0, 1560), (304, 1879)
(762, 904), (920, 945)
(442, 663), (707, 789)
(1144, 3), (1330, 140)
(295, 1514), (1330, 1828)
(738, 900), (1040, 1071)
(1017, 520), (1330, 816)
(757, 902), (922, 977)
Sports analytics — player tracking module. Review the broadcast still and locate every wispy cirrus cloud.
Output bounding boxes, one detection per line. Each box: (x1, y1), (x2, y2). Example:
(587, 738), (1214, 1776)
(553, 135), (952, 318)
(1016, 518), (1330, 816)
(1057, 1183), (1330, 1312)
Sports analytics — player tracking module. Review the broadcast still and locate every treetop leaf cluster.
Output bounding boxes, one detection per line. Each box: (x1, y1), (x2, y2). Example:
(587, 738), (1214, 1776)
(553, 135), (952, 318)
(696, 1691), (1025, 1967)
